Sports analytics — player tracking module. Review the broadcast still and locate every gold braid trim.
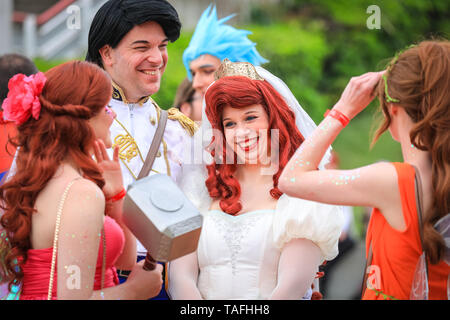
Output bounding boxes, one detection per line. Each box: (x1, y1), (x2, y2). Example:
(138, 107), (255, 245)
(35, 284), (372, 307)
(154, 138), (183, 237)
(111, 81), (150, 106)
(167, 107), (199, 137)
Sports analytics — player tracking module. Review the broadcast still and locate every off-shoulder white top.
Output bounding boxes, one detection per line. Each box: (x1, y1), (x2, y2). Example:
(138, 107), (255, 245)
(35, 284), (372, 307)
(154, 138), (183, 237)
(196, 195), (343, 300)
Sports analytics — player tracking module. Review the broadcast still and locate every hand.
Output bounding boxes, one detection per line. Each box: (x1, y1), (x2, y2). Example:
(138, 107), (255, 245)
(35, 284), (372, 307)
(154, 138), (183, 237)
(126, 260), (163, 300)
(333, 71), (384, 119)
(93, 139), (124, 198)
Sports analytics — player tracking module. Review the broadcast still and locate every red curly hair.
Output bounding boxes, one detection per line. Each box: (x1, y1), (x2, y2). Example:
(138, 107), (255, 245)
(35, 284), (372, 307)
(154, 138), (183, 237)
(204, 76), (304, 215)
(0, 61), (112, 289)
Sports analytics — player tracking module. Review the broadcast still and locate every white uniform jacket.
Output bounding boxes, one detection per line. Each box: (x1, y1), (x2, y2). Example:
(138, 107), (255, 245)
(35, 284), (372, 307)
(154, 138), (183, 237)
(108, 83), (197, 254)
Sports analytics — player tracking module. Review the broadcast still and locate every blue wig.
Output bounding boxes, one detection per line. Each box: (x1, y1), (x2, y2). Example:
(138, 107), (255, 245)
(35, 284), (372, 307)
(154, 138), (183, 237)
(183, 5), (268, 80)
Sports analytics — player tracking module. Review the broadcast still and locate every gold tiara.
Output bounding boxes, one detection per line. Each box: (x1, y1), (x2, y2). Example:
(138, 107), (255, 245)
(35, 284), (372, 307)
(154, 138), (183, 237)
(214, 58), (264, 81)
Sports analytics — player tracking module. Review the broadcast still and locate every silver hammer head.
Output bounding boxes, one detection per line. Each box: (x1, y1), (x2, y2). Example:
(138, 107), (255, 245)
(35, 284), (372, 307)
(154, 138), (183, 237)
(122, 174), (203, 262)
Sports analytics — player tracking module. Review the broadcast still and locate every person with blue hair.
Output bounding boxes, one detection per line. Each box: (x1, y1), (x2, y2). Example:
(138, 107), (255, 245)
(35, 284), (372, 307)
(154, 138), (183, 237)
(183, 5), (268, 104)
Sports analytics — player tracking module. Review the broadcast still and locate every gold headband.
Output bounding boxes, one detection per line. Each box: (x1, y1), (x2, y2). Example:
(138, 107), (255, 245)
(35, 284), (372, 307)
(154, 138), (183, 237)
(214, 58), (264, 81)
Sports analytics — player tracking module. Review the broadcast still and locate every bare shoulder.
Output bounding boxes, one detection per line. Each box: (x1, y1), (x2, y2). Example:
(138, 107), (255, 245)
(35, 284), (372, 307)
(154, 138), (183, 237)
(363, 160), (397, 175)
(31, 177), (105, 249)
(365, 162), (406, 229)
(69, 177), (104, 195)
(68, 177), (105, 201)
(363, 161), (398, 186)
(356, 161), (399, 201)
(63, 178), (105, 218)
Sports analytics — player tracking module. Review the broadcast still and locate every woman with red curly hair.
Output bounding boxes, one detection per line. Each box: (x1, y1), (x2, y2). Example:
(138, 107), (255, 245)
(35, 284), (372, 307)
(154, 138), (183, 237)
(0, 61), (163, 299)
(168, 60), (344, 300)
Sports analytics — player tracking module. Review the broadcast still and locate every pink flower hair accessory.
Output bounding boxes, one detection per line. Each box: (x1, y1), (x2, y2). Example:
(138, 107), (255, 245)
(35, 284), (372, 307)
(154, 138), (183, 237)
(1, 72), (46, 125)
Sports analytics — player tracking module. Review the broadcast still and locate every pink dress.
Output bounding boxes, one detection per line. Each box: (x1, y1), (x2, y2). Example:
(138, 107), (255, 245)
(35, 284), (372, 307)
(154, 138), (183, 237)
(20, 216), (125, 300)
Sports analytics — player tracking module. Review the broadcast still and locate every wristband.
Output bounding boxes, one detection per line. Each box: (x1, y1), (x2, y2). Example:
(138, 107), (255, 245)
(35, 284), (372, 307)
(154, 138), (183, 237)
(324, 109), (350, 127)
(106, 188), (126, 202)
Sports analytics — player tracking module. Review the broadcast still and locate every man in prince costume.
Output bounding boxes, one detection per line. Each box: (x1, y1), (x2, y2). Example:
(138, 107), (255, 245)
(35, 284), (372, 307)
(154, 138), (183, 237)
(86, 0), (196, 300)
(183, 5), (268, 106)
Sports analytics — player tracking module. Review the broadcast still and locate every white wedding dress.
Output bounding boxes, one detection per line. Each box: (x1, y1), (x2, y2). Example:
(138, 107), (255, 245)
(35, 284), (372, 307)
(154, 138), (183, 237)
(195, 194), (343, 300)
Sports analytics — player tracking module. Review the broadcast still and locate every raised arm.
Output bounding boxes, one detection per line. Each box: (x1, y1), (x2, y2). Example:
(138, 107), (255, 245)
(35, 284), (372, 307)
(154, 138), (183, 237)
(93, 140), (136, 270)
(279, 72), (399, 211)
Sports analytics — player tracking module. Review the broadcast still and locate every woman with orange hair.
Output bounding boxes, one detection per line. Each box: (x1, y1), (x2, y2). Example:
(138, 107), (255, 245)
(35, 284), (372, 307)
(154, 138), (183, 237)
(279, 40), (450, 300)
(168, 60), (344, 300)
(0, 61), (163, 299)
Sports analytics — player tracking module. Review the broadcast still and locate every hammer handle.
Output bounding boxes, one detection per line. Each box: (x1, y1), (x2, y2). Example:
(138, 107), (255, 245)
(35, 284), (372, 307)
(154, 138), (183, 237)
(143, 253), (157, 271)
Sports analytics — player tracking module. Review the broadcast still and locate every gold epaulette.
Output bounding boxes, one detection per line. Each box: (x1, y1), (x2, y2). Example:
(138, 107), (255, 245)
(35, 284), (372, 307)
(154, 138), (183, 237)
(167, 107), (199, 137)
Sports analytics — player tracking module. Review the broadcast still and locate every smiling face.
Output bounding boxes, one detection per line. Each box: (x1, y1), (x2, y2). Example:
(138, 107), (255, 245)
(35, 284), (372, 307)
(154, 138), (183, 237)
(190, 54), (221, 98)
(89, 105), (117, 148)
(221, 104), (270, 165)
(100, 21), (169, 102)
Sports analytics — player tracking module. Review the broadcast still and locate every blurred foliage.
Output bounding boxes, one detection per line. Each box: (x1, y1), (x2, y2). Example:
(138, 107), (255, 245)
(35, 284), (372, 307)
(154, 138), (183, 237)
(33, 57), (67, 74)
